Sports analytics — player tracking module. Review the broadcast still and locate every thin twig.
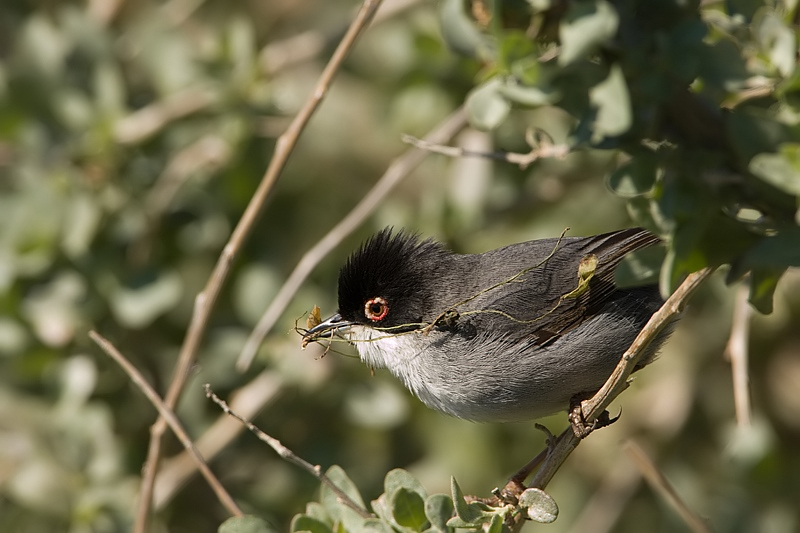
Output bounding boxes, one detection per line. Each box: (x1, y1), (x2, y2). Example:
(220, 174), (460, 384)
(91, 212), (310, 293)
(135, 2), (384, 531)
(725, 283), (752, 427)
(566, 452), (642, 533)
(623, 440), (712, 533)
(88, 331), (243, 518)
(400, 129), (569, 169)
(520, 269), (714, 493)
(204, 384), (373, 519)
(261, 0), (424, 76)
(154, 371), (283, 509)
(114, 87), (219, 145)
(236, 106), (469, 370)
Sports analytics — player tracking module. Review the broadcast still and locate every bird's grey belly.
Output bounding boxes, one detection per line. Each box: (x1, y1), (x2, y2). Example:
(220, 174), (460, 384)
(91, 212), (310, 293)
(382, 312), (665, 422)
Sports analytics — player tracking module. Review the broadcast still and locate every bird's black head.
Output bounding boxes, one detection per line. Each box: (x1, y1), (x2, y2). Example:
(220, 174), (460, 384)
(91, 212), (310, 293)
(336, 228), (446, 331)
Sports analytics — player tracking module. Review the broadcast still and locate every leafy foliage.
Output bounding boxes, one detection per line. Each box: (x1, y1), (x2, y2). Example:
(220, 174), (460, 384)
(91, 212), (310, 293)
(445, 0), (800, 311)
(2, 1), (800, 532)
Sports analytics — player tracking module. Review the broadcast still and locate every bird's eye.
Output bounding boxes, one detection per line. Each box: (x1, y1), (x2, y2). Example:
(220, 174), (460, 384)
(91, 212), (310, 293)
(364, 297), (389, 321)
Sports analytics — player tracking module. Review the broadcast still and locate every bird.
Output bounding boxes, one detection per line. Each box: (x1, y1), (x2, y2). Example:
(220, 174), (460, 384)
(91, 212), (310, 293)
(302, 227), (669, 425)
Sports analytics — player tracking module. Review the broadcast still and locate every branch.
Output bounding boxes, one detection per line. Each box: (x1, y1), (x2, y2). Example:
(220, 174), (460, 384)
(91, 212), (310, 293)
(153, 371), (284, 509)
(725, 282), (752, 427)
(519, 269), (714, 492)
(88, 331), (243, 518)
(400, 128), (569, 170)
(624, 440), (712, 533)
(260, 0), (424, 76)
(135, 2), (384, 531)
(204, 384), (372, 519)
(580, 268), (714, 424)
(236, 106), (469, 371)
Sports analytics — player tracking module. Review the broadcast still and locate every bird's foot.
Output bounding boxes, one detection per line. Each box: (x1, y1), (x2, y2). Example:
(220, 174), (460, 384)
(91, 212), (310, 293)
(568, 396), (620, 439)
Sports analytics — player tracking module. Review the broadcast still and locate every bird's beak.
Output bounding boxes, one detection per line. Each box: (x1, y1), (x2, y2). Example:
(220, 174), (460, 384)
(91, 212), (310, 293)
(301, 312), (353, 347)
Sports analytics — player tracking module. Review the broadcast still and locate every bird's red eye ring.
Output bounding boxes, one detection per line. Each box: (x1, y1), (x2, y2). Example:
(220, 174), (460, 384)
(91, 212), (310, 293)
(364, 297), (389, 321)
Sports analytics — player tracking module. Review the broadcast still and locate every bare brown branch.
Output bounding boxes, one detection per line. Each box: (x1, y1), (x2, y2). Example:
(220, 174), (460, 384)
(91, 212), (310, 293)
(236, 106), (469, 371)
(154, 371), (284, 509)
(624, 440), (712, 533)
(502, 268), (715, 533)
(725, 283), (752, 427)
(88, 331), (243, 518)
(204, 384), (373, 519)
(400, 129), (569, 169)
(135, 2), (384, 531)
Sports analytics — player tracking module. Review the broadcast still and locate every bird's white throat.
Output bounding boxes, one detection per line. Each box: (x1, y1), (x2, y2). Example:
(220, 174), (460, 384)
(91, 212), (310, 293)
(345, 325), (423, 370)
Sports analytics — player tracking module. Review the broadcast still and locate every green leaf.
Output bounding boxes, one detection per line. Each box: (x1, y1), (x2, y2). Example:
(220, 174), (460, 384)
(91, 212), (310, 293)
(392, 488), (428, 531)
(608, 154), (658, 197)
(320, 466), (367, 532)
(559, 0), (619, 66)
(218, 515), (276, 533)
(448, 477), (490, 524)
(109, 270), (183, 329)
(466, 78), (511, 131)
(424, 494), (454, 532)
(291, 515), (333, 533)
(754, 9), (796, 77)
(518, 488), (559, 523)
(486, 513), (503, 533)
(615, 245), (666, 288)
(498, 31), (537, 71)
(728, 226), (800, 281)
(371, 494), (393, 525)
(498, 77), (559, 107)
(726, 111), (791, 165)
(439, 0), (491, 59)
(384, 469), (428, 502)
(362, 519), (395, 533)
(748, 268), (785, 314)
(304, 503), (331, 525)
(589, 64), (632, 141)
(749, 144), (800, 196)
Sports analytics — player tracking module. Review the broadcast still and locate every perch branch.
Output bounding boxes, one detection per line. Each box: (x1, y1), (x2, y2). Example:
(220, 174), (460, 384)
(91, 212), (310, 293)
(499, 268), (714, 532)
(511, 269), (714, 495)
(135, 1), (384, 531)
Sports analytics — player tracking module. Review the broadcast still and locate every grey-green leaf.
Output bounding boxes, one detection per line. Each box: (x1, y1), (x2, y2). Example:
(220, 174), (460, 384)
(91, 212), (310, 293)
(320, 465), (368, 532)
(384, 468), (428, 502)
(608, 154), (658, 197)
(748, 268), (785, 314)
(749, 144), (800, 196)
(486, 513), (503, 533)
(291, 515), (333, 533)
(439, 0), (490, 59)
(218, 515), (276, 533)
(589, 64), (632, 140)
(392, 487), (428, 531)
(466, 79), (511, 131)
(559, 0), (619, 66)
(362, 518), (395, 533)
(448, 478), (491, 525)
(424, 494), (454, 532)
(518, 488), (559, 523)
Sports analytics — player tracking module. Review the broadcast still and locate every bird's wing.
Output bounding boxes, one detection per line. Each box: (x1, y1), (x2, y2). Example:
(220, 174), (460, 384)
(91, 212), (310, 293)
(462, 228), (660, 345)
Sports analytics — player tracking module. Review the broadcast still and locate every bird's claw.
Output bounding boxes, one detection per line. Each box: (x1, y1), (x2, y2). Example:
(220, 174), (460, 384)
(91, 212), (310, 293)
(568, 398), (620, 439)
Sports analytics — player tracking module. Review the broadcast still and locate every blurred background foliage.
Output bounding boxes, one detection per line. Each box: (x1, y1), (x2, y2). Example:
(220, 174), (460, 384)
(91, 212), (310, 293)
(0, 0), (799, 532)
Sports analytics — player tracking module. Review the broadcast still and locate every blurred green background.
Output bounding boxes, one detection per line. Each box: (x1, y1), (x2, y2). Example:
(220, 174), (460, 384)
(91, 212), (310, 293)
(1, 0), (799, 532)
